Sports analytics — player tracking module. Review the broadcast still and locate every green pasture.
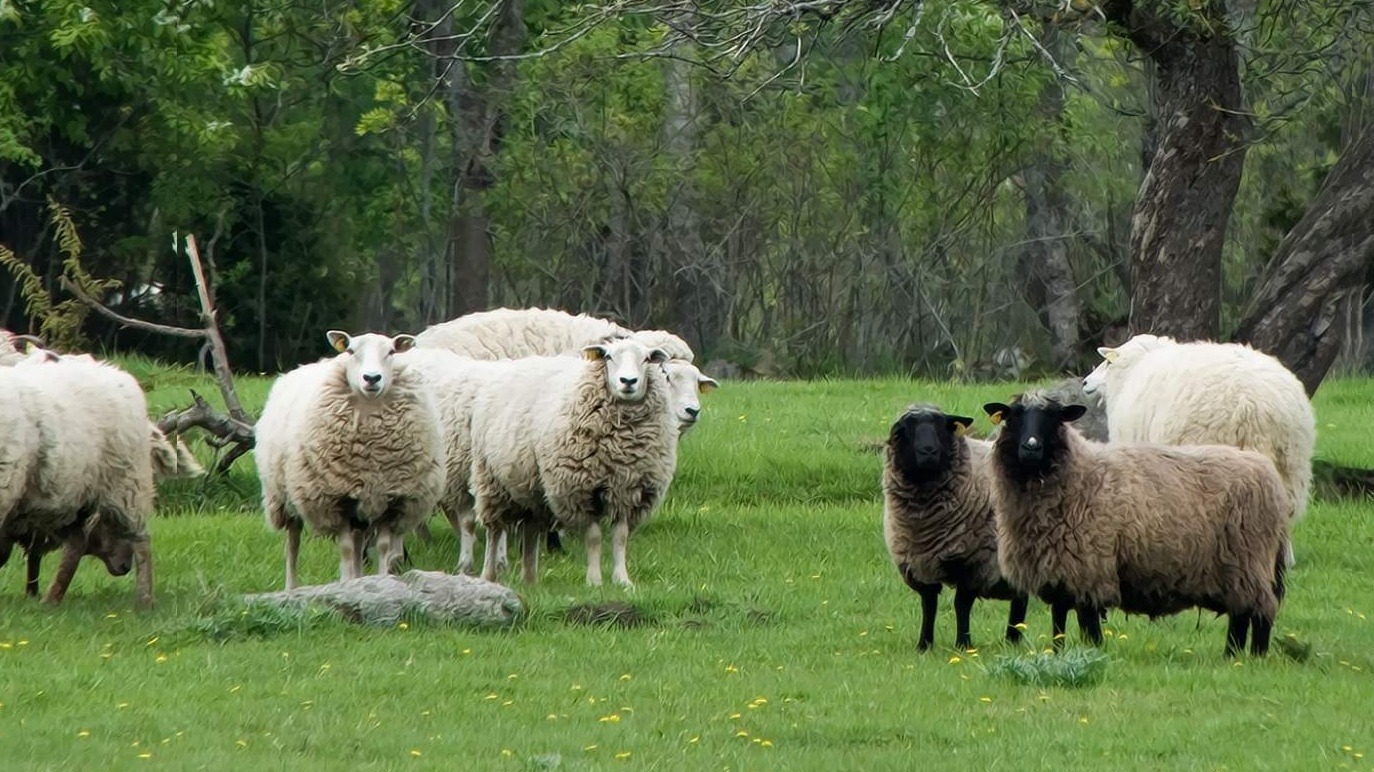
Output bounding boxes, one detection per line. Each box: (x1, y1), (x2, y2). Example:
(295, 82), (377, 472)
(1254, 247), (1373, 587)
(1, 360), (1372, 770)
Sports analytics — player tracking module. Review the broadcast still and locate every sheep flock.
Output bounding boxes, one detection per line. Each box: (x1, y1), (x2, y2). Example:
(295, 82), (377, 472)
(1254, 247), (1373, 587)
(2, 315), (1330, 661)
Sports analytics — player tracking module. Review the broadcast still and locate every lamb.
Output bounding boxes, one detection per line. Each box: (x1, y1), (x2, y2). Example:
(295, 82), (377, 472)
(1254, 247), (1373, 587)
(255, 331), (446, 590)
(0, 356), (155, 607)
(415, 306), (695, 363)
(882, 405), (1028, 651)
(470, 337), (678, 587)
(1082, 334), (1315, 565)
(982, 392), (1289, 657)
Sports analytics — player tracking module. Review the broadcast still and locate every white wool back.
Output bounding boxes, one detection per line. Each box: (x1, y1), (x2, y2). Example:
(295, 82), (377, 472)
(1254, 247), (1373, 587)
(255, 352), (446, 537)
(416, 306), (695, 362)
(0, 357), (153, 540)
(1099, 337), (1315, 522)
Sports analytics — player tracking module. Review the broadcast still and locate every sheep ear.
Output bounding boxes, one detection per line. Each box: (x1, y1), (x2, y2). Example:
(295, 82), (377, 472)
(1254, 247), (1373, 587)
(949, 415), (973, 436)
(1062, 404), (1088, 423)
(582, 345), (608, 361)
(1097, 346), (1119, 363)
(983, 403), (1009, 424)
(697, 375), (719, 394)
(392, 334), (417, 353)
(326, 330), (350, 353)
(647, 347), (669, 364)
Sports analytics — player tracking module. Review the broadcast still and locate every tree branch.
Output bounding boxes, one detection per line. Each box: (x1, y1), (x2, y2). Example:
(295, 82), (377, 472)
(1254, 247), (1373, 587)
(57, 276), (204, 338)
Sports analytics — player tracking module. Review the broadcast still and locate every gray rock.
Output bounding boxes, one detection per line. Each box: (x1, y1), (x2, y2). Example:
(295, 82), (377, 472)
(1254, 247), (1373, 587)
(245, 570), (524, 627)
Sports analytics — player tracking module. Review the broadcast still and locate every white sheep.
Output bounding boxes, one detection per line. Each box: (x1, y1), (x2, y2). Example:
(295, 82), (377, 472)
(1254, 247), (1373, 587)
(11, 343), (206, 481)
(415, 306), (695, 362)
(470, 337), (679, 587)
(255, 331), (446, 590)
(0, 356), (155, 607)
(1082, 334), (1315, 565)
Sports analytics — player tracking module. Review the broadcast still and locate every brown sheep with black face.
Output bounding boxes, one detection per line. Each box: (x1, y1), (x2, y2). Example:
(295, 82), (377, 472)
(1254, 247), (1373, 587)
(882, 404), (1028, 652)
(983, 391), (1289, 658)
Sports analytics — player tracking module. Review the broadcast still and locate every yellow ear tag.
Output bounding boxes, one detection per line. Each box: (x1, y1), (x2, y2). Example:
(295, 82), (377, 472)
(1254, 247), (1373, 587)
(988, 412), (1003, 425)
(1103, 350), (1119, 364)
(954, 423), (968, 437)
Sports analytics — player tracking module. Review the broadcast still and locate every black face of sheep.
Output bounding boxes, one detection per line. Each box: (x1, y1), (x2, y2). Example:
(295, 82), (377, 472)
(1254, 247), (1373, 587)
(984, 399), (1087, 477)
(889, 408), (973, 483)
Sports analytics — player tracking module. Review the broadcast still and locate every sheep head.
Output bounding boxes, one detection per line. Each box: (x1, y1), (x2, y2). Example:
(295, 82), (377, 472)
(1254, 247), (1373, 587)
(1082, 333), (1176, 396)
(985, 394), (1086, 476)
(326, 330), (416, 400)
(582, 338), (668, 402)
(888, 405), (973, 483)
(663, 359), (719, 434)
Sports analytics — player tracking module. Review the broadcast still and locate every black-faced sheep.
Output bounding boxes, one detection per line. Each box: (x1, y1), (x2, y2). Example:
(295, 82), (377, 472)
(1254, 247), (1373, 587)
(882, 405), (1028, 651)
(983, 392), (1289, 657)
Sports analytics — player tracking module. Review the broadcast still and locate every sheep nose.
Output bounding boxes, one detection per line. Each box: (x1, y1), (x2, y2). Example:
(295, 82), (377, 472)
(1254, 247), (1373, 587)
(1023, 436), (1041, 450)
(619, 376), (638, 387)
(362, 373), (382, 386)
(684, 407), (700, 419)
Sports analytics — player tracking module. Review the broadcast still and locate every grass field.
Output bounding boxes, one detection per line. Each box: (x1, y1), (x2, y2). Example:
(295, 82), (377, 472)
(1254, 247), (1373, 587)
(2, 359), (1373, 770)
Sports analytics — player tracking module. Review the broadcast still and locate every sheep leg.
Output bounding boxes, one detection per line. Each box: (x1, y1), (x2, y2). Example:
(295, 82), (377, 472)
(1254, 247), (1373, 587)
(452, 508), (476, 576)
(25, 546), (42, 597)
(494, 528), (510, 574)
(1075, 605), (1104, 646)
(1249, 613), (1273, 657)
(610, 518), (633, 588)
(338, 529), (361, 581)
(285, 519), (302, 591)
(42, 530), (87, 606)
(915, 583), (940, 652)
(953, 584), (977, 651)
(520, 521), (540, 585)
(584, 521), (603, 587)
(480, 524), (504, 582)
(375, 527), (397, 576)
(1050, 600), (1071, 650)
(1225, 613), (1250, 658)
(546, 529), (564, 553)
(1005, 595), (1029, 644)
(132, 537), (154, 611)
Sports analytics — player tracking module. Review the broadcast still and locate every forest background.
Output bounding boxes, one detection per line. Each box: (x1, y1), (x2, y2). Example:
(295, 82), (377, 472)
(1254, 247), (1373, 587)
(2, 0), (1371, 389)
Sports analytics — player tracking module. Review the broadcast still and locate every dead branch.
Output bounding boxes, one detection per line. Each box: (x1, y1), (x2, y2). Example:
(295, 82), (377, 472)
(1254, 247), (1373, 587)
(185, 234), (251, 423)
(157, 389), (255, 475)
(57, 276), (203, 338)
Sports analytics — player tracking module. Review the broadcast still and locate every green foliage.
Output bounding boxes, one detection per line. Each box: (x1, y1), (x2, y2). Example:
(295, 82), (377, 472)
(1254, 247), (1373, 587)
(986, 647), (1110, 688)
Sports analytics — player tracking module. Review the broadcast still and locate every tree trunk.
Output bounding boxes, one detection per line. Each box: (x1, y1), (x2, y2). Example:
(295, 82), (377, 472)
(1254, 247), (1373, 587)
(1232, 123), (1374, 395)
(1105, 1), (1249, 341)
(660, 9), (724, 356)
(1017, 23), (1081, 372)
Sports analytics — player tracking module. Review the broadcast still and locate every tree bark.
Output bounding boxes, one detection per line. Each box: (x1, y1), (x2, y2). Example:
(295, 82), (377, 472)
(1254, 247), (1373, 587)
(1103, 1), (1249, 341)
(1017, 23), (1081, 372)
(1232, 123), (1374, 395)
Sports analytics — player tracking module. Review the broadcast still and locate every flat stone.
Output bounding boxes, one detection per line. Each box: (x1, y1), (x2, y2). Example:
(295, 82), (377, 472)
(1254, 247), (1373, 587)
(245, 570), (523, 627)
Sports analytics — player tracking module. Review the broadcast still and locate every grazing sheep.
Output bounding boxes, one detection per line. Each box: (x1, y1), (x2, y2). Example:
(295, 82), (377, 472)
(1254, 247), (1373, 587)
(1082, 334), (1315, 565)
(983, 392), (1289, 657)
(0, 356), (155, 607)
(256, 331), (446, 590)
(415, 306), (695, 363)
(470, 338), (678, 587)
(11, 343), (206, 481)
(882, 405), (1029, 651)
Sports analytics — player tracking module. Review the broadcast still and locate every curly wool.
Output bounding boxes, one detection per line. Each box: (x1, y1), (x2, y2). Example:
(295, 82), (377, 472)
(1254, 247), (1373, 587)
(416, 306), (695, 362)
(883, 434), (1007, 596)
(989, 396), (1288, 621)
(256, 354), (446, 540)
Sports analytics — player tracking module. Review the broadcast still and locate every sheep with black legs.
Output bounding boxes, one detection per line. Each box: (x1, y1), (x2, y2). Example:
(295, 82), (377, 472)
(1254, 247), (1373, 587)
(255, 331), (446, 590)
(982, 392), (1289, 657)
(470, 337), (678, 587)
(882, 405), (1029, 652)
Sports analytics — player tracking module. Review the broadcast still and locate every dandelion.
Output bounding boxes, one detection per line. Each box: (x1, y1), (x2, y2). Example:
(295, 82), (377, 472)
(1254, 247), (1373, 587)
(485, 693), (499, 701)
(729, 712), (742, 720)
(117, 703), (130, 709)
(689, 736), (700, 744)
(0, 642), (10, 650)
(145, 636), (160, 647)
(619, 673), (632, 681)
(16, 640), (27, 646)
(137, 752), (152, 759)
(584, 745), (599, 752)
(761, 740), (774, 748)
(78, 730), (90, 738)
(501, 700), (513, 707)
(155, 655), (168, 664)
(398, 622), (409, 630)
(571, 684), (583, 691)
(500, 749), (513, 758)
(462, 649), (472, 656)
(1013, 623), (1028, 631)
(236, 740), (248, 748)
(599, 713), (621, 723)
(230, 685), (241, 693)
(615, 752), (632, 760)
(725, 665), (739, 674)
(735, 731), (749, 738)
(1079, 717), (1089, 725)
(979, 697), (992, 704)
(948, 656), (962, 664)
(410, 750), (422, 758)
